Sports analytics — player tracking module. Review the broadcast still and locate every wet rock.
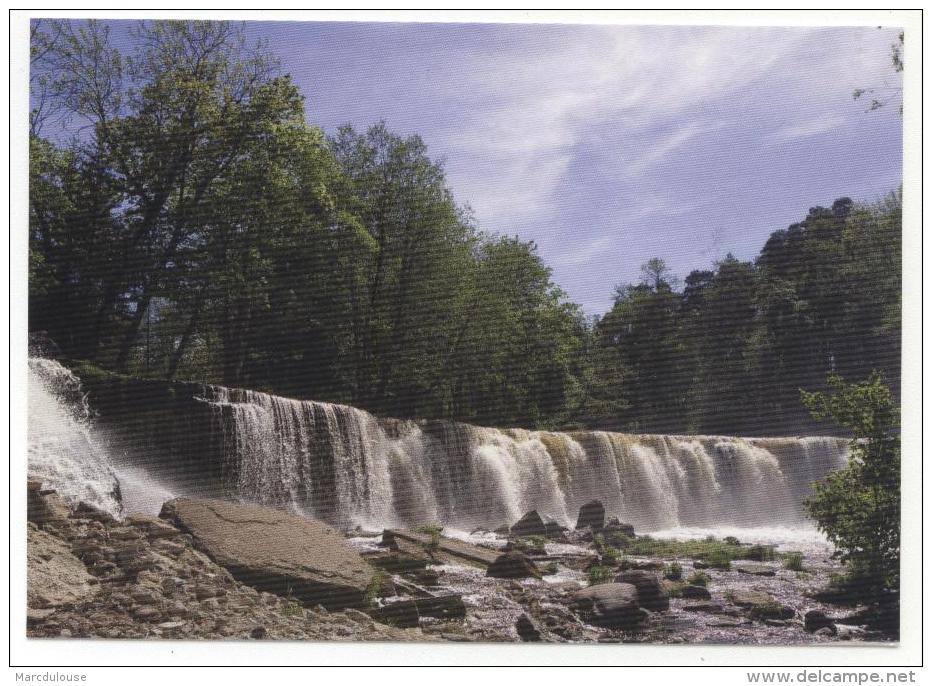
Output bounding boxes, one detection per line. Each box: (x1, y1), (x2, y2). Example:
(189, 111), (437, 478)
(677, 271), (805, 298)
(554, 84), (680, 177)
(543, 520), (567, 539)
(369, 595), (466, 628)
(570, 583), (648, 629)
(366, 550), (429, 574)
(487, 552), (541, 579)
(516, 613), (543, 641)
(510, 510), (548, 537)
(160, 497), (373, 610)
(614, 570), (669, 611)
(804, 609), (836, 633)
(735, 563), (777, 577)
(575, 500), (605, 531)
(681, 584), (712, 600)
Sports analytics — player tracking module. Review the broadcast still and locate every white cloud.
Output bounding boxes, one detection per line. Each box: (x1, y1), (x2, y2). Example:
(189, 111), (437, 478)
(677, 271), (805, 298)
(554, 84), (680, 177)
(770, 115), (846, 142)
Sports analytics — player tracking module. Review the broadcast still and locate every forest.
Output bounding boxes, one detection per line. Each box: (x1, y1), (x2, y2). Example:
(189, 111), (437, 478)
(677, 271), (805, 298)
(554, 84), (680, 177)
(28, 19), (902, 436)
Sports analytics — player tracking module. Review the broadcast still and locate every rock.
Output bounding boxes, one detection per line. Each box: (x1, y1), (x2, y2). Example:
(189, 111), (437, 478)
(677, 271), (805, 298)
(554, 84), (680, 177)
(366, 550), (429, 574)
(72, 501), (118, 525)
(735, 563), (777, 577)
(131, 605), (161, 622)
(369, 595), (467, 628)
(125, 513), (181, 539)
(729, 590), (794, 621)
(682, 601), (724, 613)
(570, 583), (648, 629)
(28, 527), (97, 609)
(515, 613), (543, 641)
(575, 500), (605, 531)
(510, 510), (548, 537)
(815, 626), (837, 638)
(543, 520), (567, 539)
(693, 561), (709, 569)
(681, 584), (712, 600)
(486, 552), (541, 579)
(27, 482), (71, 525)
(160, 497), (373, 610)
(604, 520), (636, 538)
(26, 608), (56, 627)
(614, 570), (669, 611)
(804, 609), (836, 633)
(250, 625), (268, 639)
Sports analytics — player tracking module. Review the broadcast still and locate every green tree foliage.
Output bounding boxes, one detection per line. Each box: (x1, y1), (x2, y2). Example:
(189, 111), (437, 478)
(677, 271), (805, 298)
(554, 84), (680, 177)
(28, 20), (901, 435)
(801, 373), (900, 596)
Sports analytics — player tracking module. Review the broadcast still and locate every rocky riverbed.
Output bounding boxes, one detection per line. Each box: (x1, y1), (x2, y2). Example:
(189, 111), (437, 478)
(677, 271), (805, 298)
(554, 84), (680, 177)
(25, 485), (897, 644)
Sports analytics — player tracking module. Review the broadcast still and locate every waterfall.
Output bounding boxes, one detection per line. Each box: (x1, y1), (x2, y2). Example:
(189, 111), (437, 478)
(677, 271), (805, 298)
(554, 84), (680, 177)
(196, 385), (850, 532)
(28, 358), (123, 517)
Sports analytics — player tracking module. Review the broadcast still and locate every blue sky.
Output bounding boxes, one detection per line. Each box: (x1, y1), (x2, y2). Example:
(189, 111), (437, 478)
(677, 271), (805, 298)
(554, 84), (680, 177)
(53, 20), (904, 314)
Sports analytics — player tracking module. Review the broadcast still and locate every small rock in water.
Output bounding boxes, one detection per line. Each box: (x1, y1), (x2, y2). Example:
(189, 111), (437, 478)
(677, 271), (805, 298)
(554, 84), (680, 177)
(515, 613), (543, 642)
(575, 500), (605, 531)
(487, 552), (541, 579)
(510, 510), (548, 537)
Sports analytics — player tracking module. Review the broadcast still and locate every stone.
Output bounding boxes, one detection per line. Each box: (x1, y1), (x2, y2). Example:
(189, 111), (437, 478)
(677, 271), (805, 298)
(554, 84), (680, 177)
(804, 609), (836, 633)
(250, 625), (268, 639)
(680, 584), (712, 600)
(543, 520), (567, 539)
(510, 510), (548, 537)
(682, 601), (723, 613)
(27, 482), (71, 525)
(365, 550), (429, 574)
(735, 563), (777, 577)
(603, 520), (636, 538)
(125, 513), (180, 539)
(160, 497), (374, 610)
(571, 583), (648, 629)
(815, 626), (837, 638)
(614, 570), (669, 611)
(72, 501), (118, 525)
(369, 595), (467, 628)
(28, 527), (97, 609)
(486, 552), (542, 579)
(575, 500), (605, 531)
(729, 590), (794, 621)
(515, 613), (543, 641)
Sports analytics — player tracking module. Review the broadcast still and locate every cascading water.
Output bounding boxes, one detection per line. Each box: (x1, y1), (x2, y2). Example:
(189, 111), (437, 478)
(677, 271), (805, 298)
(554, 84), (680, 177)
(197, 385), (850, 532)
(28, 358), (123, 518)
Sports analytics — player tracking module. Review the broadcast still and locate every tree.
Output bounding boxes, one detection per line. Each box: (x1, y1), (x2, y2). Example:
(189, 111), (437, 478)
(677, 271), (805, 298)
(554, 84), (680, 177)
(801, 372), (900, 599)
(853, 29), (904, 114)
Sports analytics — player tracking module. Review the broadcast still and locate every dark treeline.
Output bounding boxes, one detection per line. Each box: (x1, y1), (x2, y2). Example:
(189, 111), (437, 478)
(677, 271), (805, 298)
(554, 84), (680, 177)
(28, 20), (901, 435)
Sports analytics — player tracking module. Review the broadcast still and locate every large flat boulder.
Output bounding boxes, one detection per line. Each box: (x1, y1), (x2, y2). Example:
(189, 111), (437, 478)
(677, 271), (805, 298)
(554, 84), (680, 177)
(159, 498), (373, 610)
(614, 570), (669, 611)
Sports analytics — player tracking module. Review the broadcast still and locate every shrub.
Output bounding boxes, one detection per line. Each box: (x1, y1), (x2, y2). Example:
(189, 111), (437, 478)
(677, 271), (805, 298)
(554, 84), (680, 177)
(416, 523), (443, 555)
(511, 536), (547, 555)
(723, 536), (741, 546)
(801, 373), (900, 598)
(586, 565), (614, 586)
(664, 562), (683, 581)
(783, 552), (805, 572)
(365, 570), (388, 607)
(744, 544), (776, 562)
(686, 571), (710, 587)
(704, 549), (732, 570)
(601, 545), (621, 566)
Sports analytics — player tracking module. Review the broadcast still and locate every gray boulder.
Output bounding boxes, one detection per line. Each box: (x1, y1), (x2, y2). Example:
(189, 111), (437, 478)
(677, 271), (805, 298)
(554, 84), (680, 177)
(614, 570), (669, 611)
(487, 551), (541, 579)
(159, 497), (373, 610)
(804, 609), (836, 633)
(681, 584), (712, 600)
(575, 500), (605, 530)
(510, 510), (548, 537)
(570, 583), (649, 629)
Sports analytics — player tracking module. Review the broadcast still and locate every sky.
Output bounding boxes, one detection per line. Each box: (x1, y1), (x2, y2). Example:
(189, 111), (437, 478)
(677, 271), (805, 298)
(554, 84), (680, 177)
(47, 20), (904, 314)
